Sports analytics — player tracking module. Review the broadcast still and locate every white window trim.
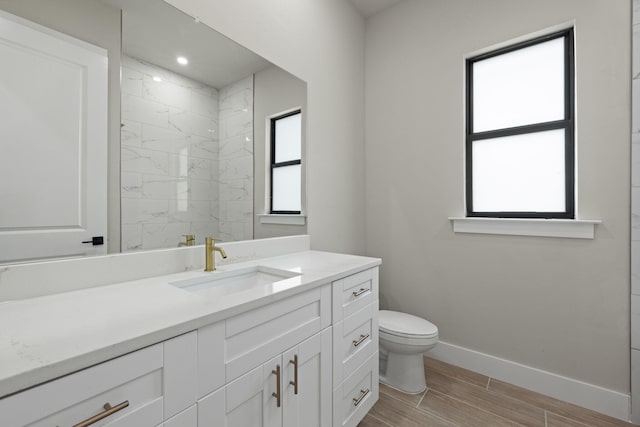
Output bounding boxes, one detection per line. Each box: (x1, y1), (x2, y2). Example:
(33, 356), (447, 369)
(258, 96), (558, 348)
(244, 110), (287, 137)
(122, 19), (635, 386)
(258, 214), (306, 225)
(449, 217), (601, 239)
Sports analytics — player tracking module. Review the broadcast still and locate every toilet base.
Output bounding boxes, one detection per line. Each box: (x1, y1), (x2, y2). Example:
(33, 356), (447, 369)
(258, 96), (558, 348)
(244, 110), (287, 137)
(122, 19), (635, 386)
(379, 352), (426, 394)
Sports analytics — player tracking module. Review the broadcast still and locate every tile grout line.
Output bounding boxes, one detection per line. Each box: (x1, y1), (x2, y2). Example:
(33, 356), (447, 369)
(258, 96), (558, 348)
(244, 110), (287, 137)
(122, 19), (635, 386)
(379, 388), (460, 427)
(544, 410), (548, 427)
(425, 360), (492, 391)
(416, 387), (428, 408)
(428, 366), (551, 420)
(546, 410), (605, 427)
(419, 388), (529, 427)
(368, 412), (395, 427)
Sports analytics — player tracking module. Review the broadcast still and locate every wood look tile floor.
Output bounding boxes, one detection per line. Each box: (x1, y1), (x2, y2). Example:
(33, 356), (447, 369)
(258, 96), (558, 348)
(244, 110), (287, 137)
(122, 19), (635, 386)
(358, 356), (637, 427)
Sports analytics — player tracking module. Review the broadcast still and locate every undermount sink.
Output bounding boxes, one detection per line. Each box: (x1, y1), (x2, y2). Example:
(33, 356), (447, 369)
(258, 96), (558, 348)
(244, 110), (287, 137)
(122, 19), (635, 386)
(169, 265), (302, 299)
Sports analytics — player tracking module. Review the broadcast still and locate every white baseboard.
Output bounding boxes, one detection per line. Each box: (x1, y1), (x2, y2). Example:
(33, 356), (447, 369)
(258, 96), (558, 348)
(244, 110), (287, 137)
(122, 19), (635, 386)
(428, 341), (630, 422)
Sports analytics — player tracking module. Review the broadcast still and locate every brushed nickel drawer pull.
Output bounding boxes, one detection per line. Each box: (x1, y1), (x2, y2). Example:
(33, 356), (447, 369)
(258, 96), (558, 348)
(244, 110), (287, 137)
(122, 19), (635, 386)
(352, 334), (370, 347)
(352, 388), (370, 407)
(272, 365), (281, 408)
(289, 354), (299, 395)
(352, 288), (369, 297)
(72, 401), (129, 427)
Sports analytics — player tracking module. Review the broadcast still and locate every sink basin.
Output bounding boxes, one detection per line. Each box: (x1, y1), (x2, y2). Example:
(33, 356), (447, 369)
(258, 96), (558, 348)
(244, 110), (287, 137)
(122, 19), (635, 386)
(169, 265), (302, 299)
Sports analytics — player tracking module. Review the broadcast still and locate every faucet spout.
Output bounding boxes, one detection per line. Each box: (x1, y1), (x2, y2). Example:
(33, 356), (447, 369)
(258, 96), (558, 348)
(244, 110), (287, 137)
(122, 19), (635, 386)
(216, 246), (227, 259)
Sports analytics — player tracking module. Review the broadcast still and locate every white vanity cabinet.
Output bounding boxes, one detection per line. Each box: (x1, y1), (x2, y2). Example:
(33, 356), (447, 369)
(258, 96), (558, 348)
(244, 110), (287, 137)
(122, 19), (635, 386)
(195, 266), (380, 427)
(332, 268), (380, 427)
(0, 262), (381, 427)
(197, 284), (333, 427)
(198, 329), (332, 427)
(0, 332), (197, 427)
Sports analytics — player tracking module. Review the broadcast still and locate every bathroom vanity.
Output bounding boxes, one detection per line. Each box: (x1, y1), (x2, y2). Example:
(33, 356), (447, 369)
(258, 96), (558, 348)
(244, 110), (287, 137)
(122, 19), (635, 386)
(0, 245), (380, 427)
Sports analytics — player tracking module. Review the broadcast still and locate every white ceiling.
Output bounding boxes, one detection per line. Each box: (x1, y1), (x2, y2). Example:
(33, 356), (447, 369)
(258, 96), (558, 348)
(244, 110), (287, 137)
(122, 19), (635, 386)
(349, 0), (403, 18)
(101, 0), (271, 89)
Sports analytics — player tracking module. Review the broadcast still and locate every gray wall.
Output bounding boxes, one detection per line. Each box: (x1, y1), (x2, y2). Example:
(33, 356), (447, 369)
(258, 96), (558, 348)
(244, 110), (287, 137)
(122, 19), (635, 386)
(166, 0), (366, 254)
(0, 0), (122, 253)
(254, 65), (308, 239)
(631, 1), (640, 421)
(365, 0), (631, 392)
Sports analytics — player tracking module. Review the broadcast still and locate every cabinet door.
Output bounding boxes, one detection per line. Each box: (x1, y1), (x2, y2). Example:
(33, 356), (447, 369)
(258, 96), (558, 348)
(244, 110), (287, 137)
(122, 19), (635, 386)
(282, 328), (332, 427)
(198, 357), (282, 427)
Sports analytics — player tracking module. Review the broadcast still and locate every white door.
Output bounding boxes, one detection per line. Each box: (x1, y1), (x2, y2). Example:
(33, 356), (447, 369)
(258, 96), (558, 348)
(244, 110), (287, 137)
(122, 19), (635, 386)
(0, 9), (108, 263)
(283, 329), (332, 427)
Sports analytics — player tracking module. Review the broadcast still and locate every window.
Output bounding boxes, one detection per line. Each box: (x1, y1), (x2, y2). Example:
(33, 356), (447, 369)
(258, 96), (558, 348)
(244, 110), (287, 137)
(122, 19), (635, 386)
(270, 110), (302, 214)
(466, 28), (575, 219)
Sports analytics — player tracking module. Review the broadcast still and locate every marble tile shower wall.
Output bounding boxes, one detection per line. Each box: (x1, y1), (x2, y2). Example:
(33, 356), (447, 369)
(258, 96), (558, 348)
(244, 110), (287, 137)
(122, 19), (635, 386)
(218, 75), (254, 242)
(632, 0), (640, 422)
(120, 55), (220, 250)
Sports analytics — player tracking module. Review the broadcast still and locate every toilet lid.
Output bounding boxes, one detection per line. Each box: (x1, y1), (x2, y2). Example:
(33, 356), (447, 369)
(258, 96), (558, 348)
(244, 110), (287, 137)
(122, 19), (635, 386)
(379, 310), (438, 338)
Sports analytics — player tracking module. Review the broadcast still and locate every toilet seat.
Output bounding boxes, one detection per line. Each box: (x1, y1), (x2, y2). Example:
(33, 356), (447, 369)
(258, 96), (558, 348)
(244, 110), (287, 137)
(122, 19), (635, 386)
(379, 310), (438, 339)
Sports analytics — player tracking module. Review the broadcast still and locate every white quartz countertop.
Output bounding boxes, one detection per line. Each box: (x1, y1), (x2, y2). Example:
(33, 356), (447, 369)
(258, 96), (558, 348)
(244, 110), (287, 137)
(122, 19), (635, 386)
(0, 250), (380, 398)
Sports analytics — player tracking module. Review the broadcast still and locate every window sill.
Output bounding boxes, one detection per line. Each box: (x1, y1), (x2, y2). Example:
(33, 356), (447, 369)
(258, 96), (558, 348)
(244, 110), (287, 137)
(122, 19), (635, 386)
(448, 217), (601, 239)
(258, 214), (306, 226)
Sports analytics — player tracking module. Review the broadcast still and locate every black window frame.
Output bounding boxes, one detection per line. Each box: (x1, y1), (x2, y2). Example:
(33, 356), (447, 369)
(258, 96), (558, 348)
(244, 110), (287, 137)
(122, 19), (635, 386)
(270, 109), (302, 214)
(465, 28), (575, 219)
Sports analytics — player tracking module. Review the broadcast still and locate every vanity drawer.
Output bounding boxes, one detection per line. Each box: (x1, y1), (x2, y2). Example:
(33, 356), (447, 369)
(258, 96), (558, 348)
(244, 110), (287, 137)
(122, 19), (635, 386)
(333, 302), (378, 386)
(332, 268), (378, 322)
(0, 332), (197, 427)
(223, 284), (331, 382)
(333, 352), (379, 427)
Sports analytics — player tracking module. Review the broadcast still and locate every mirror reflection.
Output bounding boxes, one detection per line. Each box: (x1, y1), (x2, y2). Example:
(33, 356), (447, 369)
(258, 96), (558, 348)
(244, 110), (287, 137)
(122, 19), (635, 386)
(0, 0), (307, 264)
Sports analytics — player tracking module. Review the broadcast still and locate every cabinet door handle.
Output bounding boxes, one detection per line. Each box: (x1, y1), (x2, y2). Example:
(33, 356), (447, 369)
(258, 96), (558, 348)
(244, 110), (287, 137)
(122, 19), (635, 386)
(289, 354), (299, 395)
(352, 389), (370, 407)
(352, 334), (370, 348)
(272, 365), (281, 408)
(70, 401), (129, 427)
(352, 288), (369, 297)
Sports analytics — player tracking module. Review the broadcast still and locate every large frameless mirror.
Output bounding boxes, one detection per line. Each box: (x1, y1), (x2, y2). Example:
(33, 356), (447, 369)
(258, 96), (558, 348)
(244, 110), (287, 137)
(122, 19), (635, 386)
(0, 0), (307, 265)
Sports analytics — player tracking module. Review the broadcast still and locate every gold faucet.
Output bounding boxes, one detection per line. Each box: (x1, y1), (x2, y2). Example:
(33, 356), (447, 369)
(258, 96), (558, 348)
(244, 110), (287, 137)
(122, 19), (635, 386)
(205, 237), (227, 271)
(179, 234), (196, 247)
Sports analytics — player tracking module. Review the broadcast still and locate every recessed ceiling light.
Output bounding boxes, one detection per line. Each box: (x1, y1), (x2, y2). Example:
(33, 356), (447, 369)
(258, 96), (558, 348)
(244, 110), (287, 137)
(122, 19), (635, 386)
(177, 56), (188, 65)
(152, 76), (162, 82)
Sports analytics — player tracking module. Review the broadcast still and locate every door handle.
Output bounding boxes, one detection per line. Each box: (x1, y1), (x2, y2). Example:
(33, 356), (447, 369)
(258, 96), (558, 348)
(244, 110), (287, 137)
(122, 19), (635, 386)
(352, 288), (369, 297)
(289, 354), (299, 395)
(82, 236), (104, 246)
(352, 334), (370, 348)
(353, 389), (370, 407)
(272, 364), (281, 408)
(66, 401), (129, 427)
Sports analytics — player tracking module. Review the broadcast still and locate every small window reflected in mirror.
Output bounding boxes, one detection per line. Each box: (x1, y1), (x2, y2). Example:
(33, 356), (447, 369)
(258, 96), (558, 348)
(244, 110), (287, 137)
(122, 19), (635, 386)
(270, 110), (302, 214)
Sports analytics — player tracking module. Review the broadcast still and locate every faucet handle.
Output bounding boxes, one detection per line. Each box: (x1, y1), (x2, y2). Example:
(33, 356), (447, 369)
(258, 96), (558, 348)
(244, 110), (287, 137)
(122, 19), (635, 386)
(180, 234), (195, 246)
(178, 234), (196, 246)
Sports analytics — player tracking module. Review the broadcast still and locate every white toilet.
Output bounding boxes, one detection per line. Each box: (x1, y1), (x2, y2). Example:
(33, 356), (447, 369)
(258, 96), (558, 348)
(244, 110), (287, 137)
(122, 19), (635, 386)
(378, 310), (439, 394)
